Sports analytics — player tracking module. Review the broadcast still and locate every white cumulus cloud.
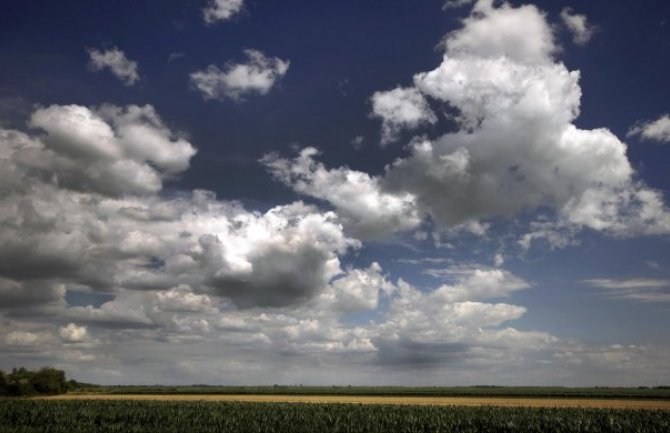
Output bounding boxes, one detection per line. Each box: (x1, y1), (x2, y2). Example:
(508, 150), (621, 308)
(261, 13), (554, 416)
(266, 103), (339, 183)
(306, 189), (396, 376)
(203, 0), (245, 24)
(380, 0), (670, 237)
(628, 114), (670, 143)
(59, 323), (89, 343)
(263, 0), (670, 241)
(262, 147), (421, 239)
(371, 87), (437, 145)
(190, 50), (289, 101)
(320, 262), (394, 313)
(424, 267), (530, 302)
(0, 104), (362, 312)
(13, 104), (197, 197)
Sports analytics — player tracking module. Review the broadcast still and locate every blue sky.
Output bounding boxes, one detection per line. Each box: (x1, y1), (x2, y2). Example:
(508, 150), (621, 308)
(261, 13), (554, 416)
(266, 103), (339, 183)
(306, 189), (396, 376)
(1, 0), (670, 386)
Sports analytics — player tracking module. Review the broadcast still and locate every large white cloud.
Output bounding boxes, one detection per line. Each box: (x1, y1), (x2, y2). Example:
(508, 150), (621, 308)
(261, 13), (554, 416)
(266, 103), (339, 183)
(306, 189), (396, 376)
(442, 0), (555, 65)
(190, 50), (289, 101)
(264, 0), (670, 242)
(0, 104), (360, 313)
(319, 262), (394, 313)
(3, 0), (669, 386)
(1, 115), (561, 375)
(386, 0), (630, 229)
(13, 104), (196, 196)
(262, 147), (421, 239)
(202, 263), (552, 367)
(378, 0), (669, 238)
(0, 188), (358, 309)
(368, 270), (552, 368)
(196, 201), (356, 307)
(87, 47), (139, 86)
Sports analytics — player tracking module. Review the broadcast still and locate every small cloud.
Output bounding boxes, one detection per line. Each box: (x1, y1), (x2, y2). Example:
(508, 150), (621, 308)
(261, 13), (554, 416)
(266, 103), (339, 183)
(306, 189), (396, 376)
(190, 49), (289, 101)
(518, 221), (579, 252)
(335, 78), (350, 97)
(370, 86), (436, 145)
(413, 230), (429, 241)
(351, 135), (364, 150)
(645, 260), (662, 271)
(560, 8), (596, 45)
(203, 0), (244, 24)
(494, 253), (504, 267)
(396, 257), (451, 265)
(168, 52), (185, 63)
(87, 47), (139, 86)
(422, 265), (531, 301)
(59, 323), (89, 343)
(442, 0), (475, 10)
(628, 114), (670, 143)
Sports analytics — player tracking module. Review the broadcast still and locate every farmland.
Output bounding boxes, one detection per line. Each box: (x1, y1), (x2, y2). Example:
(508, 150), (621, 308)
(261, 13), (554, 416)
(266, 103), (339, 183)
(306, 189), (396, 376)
(39, 393), (670, 410)
(1, 400), (669, 433)
(68, 384), (670, 400)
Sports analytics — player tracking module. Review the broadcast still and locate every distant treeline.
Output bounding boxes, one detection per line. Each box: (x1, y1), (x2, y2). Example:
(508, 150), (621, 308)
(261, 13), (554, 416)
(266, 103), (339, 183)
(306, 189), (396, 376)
(77, 384), (670, 400)
(0, 367), (73, 396)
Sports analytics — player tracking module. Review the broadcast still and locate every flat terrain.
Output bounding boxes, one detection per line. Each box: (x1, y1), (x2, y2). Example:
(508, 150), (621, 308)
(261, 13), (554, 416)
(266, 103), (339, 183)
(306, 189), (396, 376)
(6, 400), (670, 433)
(69, 384), (670, 399)
(41, 393), (670, 409)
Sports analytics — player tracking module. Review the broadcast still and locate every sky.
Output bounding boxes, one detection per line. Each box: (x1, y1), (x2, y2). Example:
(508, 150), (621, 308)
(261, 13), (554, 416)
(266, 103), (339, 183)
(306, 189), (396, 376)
(1, 0), (670, 386)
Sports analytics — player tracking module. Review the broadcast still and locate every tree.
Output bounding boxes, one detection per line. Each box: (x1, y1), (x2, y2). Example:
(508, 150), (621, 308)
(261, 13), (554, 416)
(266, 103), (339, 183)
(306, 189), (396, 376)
(5, 366), (68, 396)
(31, 368), (67, 395)
(0, 369), (7, 396)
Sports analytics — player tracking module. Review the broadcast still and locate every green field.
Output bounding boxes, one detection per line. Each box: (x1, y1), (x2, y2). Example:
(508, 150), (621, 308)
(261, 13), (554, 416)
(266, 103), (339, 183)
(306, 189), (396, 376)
(73, 384), (670, 400)
(1, 400), (669, 433)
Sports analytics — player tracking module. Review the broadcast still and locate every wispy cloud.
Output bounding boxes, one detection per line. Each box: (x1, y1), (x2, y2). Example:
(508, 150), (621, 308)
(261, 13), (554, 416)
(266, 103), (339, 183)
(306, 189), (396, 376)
(397, 257), (452, 265)
(87, 47), (139, 86)
(442, 0), (475, 10)
(645, 260), (663, 271)
(560, 8), (597, 45)
(583, 278), (670, 302)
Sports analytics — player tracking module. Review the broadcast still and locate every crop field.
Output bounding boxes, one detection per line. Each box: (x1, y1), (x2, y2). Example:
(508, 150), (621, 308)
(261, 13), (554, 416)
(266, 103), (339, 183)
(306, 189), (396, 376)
(1, 400), (670, 433)
(39, 393), (670, 409)
(72, 385), (670, 400)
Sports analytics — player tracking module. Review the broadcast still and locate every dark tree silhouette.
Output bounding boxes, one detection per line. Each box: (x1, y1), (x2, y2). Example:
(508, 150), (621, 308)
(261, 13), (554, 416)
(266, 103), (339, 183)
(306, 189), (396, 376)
(2, 367), (68, 396)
